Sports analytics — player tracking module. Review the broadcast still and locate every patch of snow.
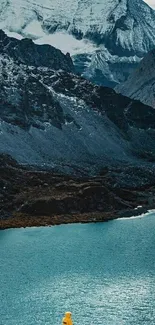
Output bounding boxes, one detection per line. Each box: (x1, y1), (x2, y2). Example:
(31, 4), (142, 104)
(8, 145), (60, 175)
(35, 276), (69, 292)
(144, 0), (155, 8)
(4, 29), (23, 40)
(23, 20), (46, 39)
(117, 213), (149, 221)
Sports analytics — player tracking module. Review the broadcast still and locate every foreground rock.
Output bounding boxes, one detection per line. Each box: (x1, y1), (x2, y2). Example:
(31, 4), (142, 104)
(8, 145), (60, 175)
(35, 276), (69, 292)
(0, 155), (155, 230)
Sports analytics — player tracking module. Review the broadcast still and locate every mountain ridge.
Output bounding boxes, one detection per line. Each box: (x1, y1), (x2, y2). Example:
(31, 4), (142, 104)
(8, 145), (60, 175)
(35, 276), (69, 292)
(115, 48), (155, 108)
(1, 28), (155, 226)
(0, 29), (74, 71)
(1, 0), (155, 86)
(0, 31), (155, 174)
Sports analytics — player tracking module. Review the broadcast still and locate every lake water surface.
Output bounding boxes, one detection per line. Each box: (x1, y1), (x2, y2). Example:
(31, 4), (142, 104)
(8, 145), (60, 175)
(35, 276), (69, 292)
(0, 213), (155, 325)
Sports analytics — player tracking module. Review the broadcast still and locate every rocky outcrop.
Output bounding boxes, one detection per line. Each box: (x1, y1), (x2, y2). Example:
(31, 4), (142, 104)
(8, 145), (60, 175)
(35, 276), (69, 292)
(0, 29), (74, 72)
(115, 49), (155, 108)
(50, 71), (155, 131)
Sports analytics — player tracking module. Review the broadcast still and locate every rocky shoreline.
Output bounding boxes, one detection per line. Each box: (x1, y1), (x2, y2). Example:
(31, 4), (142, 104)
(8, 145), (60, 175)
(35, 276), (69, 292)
(0, 154), (155, 230)
(0, 209), (150, 230)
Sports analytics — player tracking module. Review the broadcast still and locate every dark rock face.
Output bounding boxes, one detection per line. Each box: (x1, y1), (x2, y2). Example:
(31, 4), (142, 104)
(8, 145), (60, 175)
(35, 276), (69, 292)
(0, 30), (74, 72)
(50, 71), (155, 132)
(0, 30), (154, 132)
(0, 59), (65, 129)
(116, 49), (155, 108)
(0, 31), (71, 129)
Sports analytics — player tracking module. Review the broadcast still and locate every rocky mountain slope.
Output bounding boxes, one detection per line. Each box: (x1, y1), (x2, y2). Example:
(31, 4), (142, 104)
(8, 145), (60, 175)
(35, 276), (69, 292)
(0, 0), (155, 86)
(116, 49), (155, 108)
(1, 31), (155, 174)
(1, 30), (155, 227)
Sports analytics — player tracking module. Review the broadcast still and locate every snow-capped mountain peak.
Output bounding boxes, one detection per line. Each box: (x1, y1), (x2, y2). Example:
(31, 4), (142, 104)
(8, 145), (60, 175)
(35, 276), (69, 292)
(0, 0), (155, 86)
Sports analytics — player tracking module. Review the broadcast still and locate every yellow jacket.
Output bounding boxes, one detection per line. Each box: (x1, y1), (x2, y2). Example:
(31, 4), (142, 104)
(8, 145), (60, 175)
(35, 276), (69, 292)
(62, 312), (73, 325)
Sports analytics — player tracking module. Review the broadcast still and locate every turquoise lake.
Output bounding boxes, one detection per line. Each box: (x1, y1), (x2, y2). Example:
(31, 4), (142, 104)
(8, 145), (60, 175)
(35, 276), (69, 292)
(0, 213), (155, 325)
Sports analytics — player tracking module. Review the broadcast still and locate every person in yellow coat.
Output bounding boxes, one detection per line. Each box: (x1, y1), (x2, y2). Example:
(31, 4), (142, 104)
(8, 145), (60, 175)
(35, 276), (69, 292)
(62, 312), (73, 325)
